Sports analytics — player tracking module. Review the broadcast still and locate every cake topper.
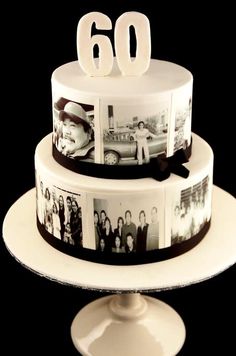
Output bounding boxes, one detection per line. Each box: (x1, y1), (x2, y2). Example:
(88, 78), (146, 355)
(77, 11), (151, 77)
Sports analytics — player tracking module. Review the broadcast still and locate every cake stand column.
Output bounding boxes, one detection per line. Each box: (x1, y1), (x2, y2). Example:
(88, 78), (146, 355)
(71, 293), (186, 356)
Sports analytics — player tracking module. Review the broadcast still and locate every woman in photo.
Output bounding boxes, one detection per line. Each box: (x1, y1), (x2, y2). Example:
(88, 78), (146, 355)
(101, 217), (113, 252)
(136, 210), (149, 252)
(70, 200), (82, 248)
(99, 210), (107, 236)
(112, 235), (125, 253)
(58, 195), (65, 240)
(94, 210), (101, 249)
(44, 187), (52, 231)
(65, 196), (72, 224)
(113, 216), (124, 240)
(52, 202), (61, 239)
(134, 121), (158, 165)
(98, 238), (106, 252)
(51, 189), (59, 211)
(146, 206), (159, 250)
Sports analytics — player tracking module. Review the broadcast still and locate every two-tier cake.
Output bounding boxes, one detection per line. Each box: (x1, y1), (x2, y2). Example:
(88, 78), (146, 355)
(35, 12), (213, 265)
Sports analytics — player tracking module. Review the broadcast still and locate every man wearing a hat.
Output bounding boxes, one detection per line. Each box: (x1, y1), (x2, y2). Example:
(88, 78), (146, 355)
(59, 101), (94, 158)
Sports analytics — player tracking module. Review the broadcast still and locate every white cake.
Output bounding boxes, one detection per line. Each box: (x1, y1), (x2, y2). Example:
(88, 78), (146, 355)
(35, 12), (213, 265)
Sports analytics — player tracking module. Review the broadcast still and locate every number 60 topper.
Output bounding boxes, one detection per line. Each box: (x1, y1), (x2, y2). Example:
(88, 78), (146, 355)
(77, 11), (151, 77)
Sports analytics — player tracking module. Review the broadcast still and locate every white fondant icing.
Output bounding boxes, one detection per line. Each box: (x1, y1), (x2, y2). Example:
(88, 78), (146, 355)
(52, 59), (192, 100)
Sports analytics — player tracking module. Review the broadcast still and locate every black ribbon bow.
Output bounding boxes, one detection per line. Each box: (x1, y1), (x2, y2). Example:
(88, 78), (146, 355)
(149, 148), (190, 181)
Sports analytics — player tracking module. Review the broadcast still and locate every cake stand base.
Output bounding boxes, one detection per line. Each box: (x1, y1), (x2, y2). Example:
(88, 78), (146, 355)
(71, 293), (185, 356)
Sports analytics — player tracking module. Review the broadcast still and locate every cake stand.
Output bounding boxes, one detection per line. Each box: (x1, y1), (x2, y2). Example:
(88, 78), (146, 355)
(2, 186), (236, 356)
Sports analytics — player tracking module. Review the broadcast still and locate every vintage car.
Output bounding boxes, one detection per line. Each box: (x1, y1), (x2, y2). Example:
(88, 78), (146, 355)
(101, 131), (167, 165)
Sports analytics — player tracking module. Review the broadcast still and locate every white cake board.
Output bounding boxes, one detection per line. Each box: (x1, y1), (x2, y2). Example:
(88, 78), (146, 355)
(2, 186), (236, 356)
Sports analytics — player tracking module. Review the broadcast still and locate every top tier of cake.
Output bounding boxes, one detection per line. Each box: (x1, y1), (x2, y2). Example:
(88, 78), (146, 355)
(52, 58), (193, 168)
(52, 59), (192, 100)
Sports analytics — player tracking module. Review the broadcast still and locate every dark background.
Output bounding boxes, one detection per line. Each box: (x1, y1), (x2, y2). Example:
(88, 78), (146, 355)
(1, 2), (235, 355)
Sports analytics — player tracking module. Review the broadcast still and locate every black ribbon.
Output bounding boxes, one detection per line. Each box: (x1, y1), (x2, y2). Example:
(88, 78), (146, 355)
(149, 148), (190, 181)
(37, 217), (210, 266)
(53, 139), (192, 181)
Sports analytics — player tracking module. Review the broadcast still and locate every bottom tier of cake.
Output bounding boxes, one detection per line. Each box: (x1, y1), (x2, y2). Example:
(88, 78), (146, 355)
(35, 133), (213, 265)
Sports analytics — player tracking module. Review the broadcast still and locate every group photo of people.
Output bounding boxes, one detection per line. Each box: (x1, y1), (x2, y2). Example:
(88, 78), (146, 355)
(171, 175), (211, 245)
(36, 174), (83, 248)
(93, 196), (164, 254)
(52, 96), (95, 161)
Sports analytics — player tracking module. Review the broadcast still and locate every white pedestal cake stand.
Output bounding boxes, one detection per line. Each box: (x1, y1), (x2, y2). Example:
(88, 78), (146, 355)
(3, 186), (236, 356)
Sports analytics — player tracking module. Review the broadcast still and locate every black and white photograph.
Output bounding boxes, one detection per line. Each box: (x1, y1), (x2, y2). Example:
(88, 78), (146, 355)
(92, 193), (165, 253)
(36, 173), (83, 248)
(53, 96), (95, 161)
(171, 175), (212, 245)
(100, 100), (170, 165)
(173, 84), (192, 153)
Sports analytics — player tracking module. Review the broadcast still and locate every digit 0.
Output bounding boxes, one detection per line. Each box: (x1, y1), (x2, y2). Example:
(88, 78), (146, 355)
(115, 12), (151, 76)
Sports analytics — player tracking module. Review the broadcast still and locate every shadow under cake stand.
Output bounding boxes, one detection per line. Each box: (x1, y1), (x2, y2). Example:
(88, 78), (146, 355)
(3, 186), (236, 356)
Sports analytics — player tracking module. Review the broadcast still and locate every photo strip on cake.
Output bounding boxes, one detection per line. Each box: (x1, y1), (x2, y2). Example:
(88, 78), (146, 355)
(52, 96), (95, 162)
(169, 174), (212, 246)
(87, 192), (165, 254)
(173, 83), (192, 153)
(35, 172), (84, 248)
(100, 99), (171, 165)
